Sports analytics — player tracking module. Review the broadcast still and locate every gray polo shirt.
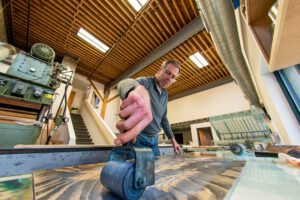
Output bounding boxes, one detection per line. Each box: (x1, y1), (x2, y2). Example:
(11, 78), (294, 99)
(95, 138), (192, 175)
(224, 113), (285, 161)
(118, 77), (174, 139)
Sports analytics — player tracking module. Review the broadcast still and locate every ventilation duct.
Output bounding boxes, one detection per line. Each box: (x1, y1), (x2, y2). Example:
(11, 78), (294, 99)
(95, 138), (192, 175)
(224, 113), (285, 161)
(196, 0), (260, 107)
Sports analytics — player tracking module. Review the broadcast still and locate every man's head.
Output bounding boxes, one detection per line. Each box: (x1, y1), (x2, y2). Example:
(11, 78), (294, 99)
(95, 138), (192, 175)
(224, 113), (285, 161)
(155, 59), (180, 89)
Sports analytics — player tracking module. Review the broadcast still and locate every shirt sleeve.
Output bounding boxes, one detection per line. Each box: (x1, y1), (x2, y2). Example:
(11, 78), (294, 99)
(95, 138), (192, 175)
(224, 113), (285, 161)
(117, 78), (140, 100)
(161, 106), (175, 140)
(136, 77), (150, 89)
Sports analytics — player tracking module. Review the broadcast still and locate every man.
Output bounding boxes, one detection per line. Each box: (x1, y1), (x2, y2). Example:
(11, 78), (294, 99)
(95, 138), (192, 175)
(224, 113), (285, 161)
(115, 59), (181, 156)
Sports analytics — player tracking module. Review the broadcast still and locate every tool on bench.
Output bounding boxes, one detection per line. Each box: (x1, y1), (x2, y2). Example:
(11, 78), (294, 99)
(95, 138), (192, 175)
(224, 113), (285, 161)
(230, 143), (247, 155)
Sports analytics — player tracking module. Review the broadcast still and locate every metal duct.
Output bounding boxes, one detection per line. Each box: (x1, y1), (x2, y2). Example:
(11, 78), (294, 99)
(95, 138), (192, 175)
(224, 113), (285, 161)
(196, 0), (260, 107)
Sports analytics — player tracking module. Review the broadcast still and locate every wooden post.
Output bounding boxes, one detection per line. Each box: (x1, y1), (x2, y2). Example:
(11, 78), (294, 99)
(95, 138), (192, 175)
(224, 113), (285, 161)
(100, 91), (110, 118)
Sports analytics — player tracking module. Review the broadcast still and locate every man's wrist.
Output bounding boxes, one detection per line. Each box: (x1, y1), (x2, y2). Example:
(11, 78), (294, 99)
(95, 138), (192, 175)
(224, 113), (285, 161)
(125, 86), (136, 98)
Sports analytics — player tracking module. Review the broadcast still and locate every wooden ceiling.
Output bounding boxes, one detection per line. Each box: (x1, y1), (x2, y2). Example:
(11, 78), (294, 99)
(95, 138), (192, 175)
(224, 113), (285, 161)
(4, 0), (230, 98)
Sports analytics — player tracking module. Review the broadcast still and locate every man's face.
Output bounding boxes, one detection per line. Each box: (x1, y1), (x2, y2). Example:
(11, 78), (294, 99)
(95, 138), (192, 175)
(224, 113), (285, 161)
(156, 63), (180, 89)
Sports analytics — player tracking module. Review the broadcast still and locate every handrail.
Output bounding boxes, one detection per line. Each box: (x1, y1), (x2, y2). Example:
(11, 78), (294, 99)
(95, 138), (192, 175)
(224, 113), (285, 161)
(83, 100), (116, 145)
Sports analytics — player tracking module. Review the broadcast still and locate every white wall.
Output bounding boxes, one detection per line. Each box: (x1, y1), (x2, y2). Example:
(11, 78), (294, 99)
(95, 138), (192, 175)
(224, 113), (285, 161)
(167, 82), (251, 124)
(104, 89), (120, 134)
(71, 87), (85, 110)
(235, 9), (300, 145)
(71, 73), (120, 134)
(167, 82), (250, 146)
(80, 100), (115, 145)
(70, 74), (90, 110)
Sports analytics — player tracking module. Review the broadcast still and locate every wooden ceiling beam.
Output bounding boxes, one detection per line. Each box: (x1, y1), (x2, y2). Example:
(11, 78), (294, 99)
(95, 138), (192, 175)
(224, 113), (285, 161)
(189, 0), (199, 16)
(10, 0), (227, 98)
(28, 4), (72, 30)
(142, 14), (165, 43)
(138, 18), (161, 46)
(165, 0), (181, 29)
(114, 0), (135, 21)
(68, 35), (107, 56)
(95, 1), (126, 30)
(131, 25), (156, 50)
(169, 76), (233, 100)
(112, 47), (137, 63)
(116, 40), (144, 61)
(151, 2), (172, 37)
(126, 32), (150, 55)
(180, 0), (192, 22)
(105, 0), (131, 27)
(79, 8), (119, 42)
(172, 0), (187, 26)
(122, 0), (138, 17)
(76, 14), (115, 45)
(156, 0), (177, 33)
(86, 1), (124, 33)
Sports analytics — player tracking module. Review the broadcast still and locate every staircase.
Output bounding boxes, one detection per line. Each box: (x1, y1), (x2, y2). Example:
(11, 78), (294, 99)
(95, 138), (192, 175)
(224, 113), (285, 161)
(70, 114), (94, 145)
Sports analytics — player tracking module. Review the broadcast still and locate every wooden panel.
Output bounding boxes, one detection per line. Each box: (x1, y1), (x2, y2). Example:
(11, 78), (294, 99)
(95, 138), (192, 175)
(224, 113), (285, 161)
(244, 0), (300, 71)
(198, 128), (213, 146)
(269, 0), (300, 71)
(33, 154), (245, 199)
(0, 97), (41, 110)
(246, 0), (275, 24)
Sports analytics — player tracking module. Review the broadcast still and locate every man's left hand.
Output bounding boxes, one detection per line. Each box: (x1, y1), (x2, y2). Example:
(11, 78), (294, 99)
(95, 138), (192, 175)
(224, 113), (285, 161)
(171, 138), (181, 154)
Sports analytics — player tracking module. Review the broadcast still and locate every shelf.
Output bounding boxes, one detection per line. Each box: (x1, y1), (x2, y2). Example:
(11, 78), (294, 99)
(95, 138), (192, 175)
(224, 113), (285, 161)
(243, 0), (300, 72)
(269, 0), (300, 71)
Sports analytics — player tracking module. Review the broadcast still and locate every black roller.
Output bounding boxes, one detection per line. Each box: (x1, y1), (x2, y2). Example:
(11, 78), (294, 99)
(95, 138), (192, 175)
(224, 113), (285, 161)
(100, 161), (145, 200)
(230, 143), (246, 155)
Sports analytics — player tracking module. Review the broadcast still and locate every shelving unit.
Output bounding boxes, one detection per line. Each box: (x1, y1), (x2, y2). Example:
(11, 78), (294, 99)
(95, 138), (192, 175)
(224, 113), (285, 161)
(241, 0), (300, 72)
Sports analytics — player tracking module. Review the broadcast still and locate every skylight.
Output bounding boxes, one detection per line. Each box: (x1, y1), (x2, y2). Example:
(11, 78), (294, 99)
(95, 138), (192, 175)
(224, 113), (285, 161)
(128, 0), (148, 12)
(189, 52), (209, 68)
(77, 28), (109, 53)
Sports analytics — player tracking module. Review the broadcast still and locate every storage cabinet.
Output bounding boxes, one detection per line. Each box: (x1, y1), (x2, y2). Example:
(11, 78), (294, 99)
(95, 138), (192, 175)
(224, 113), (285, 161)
(240, 0), (300, 72)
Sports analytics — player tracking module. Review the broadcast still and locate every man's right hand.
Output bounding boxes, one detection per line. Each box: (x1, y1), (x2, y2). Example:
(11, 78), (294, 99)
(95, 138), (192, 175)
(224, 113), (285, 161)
(115, 85), (152, 145)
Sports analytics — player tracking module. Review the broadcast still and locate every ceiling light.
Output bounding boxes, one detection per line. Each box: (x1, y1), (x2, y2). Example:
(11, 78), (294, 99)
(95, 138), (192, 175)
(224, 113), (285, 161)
(189, 52), (209, 68)
(77, 28), (109, 53)
(128, 0), (148, 12)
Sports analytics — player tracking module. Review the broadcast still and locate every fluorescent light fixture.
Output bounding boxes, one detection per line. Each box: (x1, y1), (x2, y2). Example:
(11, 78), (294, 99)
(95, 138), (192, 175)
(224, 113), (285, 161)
(189, 52), (209, 68)
(128, 0), (148, 12)
(77, 28), (109, 53)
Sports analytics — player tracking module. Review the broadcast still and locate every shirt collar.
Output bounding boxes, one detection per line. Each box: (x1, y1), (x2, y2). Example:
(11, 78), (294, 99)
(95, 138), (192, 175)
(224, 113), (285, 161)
(154, 77), (164, 95)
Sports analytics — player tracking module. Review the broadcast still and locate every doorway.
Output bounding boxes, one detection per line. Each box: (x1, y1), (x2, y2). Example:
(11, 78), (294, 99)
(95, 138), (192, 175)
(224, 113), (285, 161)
(174, 133), (184, 145)
(197, 127), (213, 146)
(68, 90), (76, 110)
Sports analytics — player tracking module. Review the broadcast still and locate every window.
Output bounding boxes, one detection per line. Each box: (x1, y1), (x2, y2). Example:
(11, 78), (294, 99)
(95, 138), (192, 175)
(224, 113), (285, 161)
(189, 52), (209, 68)
(128, 0), (149, 12)
(77, 28), (109, 53)
(274, 65), (300, 124)
(91, 92), (101, 109)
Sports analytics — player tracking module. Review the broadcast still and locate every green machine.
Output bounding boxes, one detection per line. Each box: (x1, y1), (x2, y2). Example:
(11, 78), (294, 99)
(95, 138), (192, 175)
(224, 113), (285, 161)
(0, 43), (69, 146)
